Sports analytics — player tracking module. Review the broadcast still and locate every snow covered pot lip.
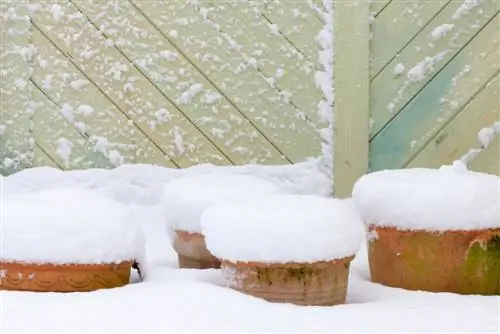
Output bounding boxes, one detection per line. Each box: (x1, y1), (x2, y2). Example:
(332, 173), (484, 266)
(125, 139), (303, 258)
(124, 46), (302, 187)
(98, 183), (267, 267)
(367, 225), (500, 295)
(1, 188), (146, 265)
(160, 173), (286, 234)
(352, 168), (500, 232)
(201, 194), (364, 264)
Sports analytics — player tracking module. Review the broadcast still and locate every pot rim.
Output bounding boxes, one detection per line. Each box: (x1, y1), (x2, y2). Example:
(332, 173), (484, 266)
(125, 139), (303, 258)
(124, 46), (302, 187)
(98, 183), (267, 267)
(0, 260), (134, 271)
(368, 225), (500, 235)
(221, 255), (355, 269)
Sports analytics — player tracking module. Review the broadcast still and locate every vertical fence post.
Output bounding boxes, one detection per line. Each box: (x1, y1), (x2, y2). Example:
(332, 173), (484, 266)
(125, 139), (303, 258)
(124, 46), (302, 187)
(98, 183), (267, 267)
(333, 0), (370, 198)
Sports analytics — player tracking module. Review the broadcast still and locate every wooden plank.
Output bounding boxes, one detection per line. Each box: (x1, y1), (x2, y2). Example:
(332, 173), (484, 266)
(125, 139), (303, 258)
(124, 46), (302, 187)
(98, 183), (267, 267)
(250, 0), (324, 63)
(0, 0), (34, 175)
(371, 0), (392, 17)
(371, 0), (450, 78)
(333, 1), (370, 198)
(370, 14), (500, 171)
(71, 0), (286, 166)
(133, 0), (321, 163)
(33, 145), (61, 168)
(469, 136), (500, 176)
(371, 1), (499, 137)
(31, 82), (113, 169)
(31, 26), (176, 168)
(407, 74), (499, 169)
(31, 0), (227, 167)
(202, 0), (325, 128)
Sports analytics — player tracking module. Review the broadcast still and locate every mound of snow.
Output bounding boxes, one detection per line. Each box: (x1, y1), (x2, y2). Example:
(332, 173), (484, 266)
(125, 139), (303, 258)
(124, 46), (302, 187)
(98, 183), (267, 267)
(201, 195), (364, 263)
(352, 168), (500, 231)
(160, 174), (285, 234)
(1, 188), (145, 264)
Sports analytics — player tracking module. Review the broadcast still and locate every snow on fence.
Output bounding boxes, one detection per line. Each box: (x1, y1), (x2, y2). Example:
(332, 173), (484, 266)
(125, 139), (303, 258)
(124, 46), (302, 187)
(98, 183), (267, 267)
(0, 0), (332, 176)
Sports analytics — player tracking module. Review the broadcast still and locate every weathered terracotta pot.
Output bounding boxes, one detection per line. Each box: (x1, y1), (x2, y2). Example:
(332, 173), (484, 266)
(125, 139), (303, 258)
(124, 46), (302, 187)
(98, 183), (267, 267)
(0, 261), (133, 292)
(368, 226), (500, 295)
(221, 256), (354, 306)
(173, 230), (221, 269)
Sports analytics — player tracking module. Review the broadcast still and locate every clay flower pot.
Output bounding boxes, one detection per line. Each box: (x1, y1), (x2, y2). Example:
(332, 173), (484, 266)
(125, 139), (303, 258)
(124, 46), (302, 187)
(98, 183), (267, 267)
(220, 256), (354, 306)
(0, 261), (133, 292)
(173, 230), (220, 269)
(368, 226), (500, 295)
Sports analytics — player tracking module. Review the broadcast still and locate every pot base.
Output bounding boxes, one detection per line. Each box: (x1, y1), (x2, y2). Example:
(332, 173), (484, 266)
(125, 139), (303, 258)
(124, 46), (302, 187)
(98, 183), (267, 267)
(221, 257), (353, 306)
(368, 226), (500, 295)
(0, 261), (133, 292)
(177, 254), (221, 270)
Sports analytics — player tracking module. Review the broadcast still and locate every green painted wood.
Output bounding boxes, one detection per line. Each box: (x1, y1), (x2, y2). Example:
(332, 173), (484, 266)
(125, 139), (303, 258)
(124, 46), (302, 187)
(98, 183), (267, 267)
(371, 0), (450, 78)
(33, 144), (61, 168)
(371, 0), (392, 17)
(31, 0), (227, 168)
(30, 26), (176, 168)
(407, 74), (499, 169)
(333, 0), (370, 198)
(370, 14), (500, 171)
(31, 82), (112, 169)
(250, 0), (324, 63)
(469, 136), (500, 176)
(72, 0), (286, 166)
(202, 0), (326, 128)
(0, 0), (34, 175)
(371, 1), (499, 137)
(133, 0), (321, 163)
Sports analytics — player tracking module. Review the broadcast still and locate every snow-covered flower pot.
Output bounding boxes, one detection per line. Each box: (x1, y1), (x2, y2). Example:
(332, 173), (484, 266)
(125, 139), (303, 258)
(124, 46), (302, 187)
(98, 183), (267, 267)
(201, 195), (363, 305)
(353, 168), (500, 295)
(1, 188), (145, 292)
(161, 174), (284, 270)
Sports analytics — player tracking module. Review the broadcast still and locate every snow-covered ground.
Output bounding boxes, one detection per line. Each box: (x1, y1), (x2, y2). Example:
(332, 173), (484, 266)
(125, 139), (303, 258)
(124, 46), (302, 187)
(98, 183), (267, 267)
(1, 165), (499, 332)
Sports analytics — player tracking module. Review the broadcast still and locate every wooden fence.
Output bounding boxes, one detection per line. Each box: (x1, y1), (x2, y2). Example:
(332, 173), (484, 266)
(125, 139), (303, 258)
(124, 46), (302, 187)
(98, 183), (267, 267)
(335, 0), (499, 196)
(1, 0), (330, 174)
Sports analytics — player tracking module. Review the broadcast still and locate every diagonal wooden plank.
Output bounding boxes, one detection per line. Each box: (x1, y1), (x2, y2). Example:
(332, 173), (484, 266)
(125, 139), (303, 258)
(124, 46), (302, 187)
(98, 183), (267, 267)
(30, 0), (229, 167)
(33, 144), (62, 169)
(407, 74), (499, 169)
(133, 0), (321, 163)
(371, 1), (499, 138)
(250, 0), (324, 63)
(31, 82), (114, 170)
(371, 0), (392, 17)
(469, 136), (500, 176)
(370, 14), (500, 171)
(31, 26), (177, 168)
(371, 0), (450, 78)
(72, 0), (286, 166)
(0, 0), (34, 175)
(202, 0), (325, 128)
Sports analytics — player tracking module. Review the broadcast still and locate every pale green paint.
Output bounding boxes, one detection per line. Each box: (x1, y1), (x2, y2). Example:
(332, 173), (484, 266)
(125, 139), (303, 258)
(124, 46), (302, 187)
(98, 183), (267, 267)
(371, 0), (392, 17)
(407, 74), (499, 169)
(203, 0), (326, 128)
(31, 26), (176, 168)
(333, 0), (370, 198)
(370, 14), (499, 171)
(33, 145), (61, 168)
(251, 0), (324, 63)
(370, 0), (499, 137)
(133, 0), (321, 163)
(72, 0), (287, 166)
(31, 0), (228, 168)
(371, 0), (450, 78)
(470, 136), (500, 176)
(0, 1), (34, 175)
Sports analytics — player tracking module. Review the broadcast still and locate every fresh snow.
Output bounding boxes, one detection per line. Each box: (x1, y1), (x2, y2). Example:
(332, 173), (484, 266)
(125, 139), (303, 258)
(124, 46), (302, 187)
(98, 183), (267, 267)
(202, 195), (363, 263)
(1, 168), (499, 332)
(352, 168), (500, 232)
(1, 188), (145, 264)
(160, 174), (285, 234)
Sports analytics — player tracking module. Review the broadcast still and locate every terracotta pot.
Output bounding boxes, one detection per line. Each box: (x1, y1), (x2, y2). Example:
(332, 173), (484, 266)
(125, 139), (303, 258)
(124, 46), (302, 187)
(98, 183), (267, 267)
(368, 226), (500, 295)
(0, 260), (133, 292)
(173, 230), (220, 269)
(220, 256), (354, 306)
